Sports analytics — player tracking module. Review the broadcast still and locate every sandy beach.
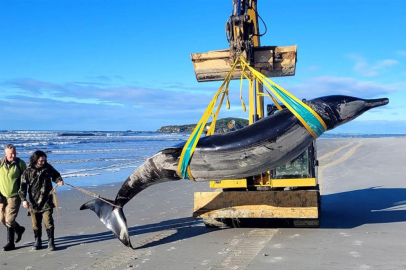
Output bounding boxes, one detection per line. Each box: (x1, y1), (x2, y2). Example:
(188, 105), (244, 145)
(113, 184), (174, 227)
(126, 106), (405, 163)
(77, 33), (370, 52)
(1, 137), (406, 270)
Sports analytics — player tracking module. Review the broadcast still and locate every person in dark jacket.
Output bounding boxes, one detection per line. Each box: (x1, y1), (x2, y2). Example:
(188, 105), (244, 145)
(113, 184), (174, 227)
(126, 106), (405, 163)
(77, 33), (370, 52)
(19, 150), (64, 251)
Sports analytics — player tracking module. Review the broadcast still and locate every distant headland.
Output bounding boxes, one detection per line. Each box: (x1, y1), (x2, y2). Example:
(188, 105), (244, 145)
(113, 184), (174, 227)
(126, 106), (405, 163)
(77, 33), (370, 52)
(157, 117), (249, 134)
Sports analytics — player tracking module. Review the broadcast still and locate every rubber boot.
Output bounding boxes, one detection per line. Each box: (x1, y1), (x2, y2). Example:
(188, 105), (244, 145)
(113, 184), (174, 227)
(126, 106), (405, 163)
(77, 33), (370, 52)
(33, 229), (42, 250)
(2, 227), (15, 251)
(15, 223), (25, 243)
(46, 228), (55, 251)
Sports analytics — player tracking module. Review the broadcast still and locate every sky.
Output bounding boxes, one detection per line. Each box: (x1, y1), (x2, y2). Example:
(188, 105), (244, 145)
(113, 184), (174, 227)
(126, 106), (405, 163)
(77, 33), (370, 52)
(1, 0), (405, 133)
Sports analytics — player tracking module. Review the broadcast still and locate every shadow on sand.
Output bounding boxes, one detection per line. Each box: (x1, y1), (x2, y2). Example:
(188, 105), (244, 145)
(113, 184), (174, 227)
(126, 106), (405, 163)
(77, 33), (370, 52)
(53, 216), (211, 250)
(51, 186), (406, 250)
(321, 186), (406, 228)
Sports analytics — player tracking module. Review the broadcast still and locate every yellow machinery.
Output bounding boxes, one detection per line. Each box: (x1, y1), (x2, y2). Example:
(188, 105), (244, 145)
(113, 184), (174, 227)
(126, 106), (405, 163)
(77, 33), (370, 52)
(191, 0), (320, 228)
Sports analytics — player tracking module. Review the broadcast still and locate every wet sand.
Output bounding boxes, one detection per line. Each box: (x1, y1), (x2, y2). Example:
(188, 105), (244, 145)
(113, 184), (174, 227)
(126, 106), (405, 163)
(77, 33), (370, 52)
(1, 137), (406, 270)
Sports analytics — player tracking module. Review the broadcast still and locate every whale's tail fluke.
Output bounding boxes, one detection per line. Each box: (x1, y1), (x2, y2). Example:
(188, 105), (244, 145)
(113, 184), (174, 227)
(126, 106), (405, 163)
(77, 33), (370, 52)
(80, 199), (132, 248)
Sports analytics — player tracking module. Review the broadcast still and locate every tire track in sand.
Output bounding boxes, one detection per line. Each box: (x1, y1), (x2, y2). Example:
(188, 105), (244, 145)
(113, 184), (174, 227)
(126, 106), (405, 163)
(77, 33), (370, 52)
(318, 142), (355, 163)
(210, 229), (278, 270)
(84, 230), (177, 269)
(319, 141), (363, 194)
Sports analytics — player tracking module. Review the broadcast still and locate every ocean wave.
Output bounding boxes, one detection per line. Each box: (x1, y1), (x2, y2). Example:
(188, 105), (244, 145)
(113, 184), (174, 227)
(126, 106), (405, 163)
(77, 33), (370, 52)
(59, 132), (97, 137)
(48, 147), (160, 154)
(2, 132), (187, 139)
(3, 131), (58, 135)
(17, 147), (160, 155)
(51, 157), (132, 164)
(105, 168), (121, 172)
(321, 133), (406, 139)
(60, 160), (141, 176)
(2, 138), (185, 149)
(1, 131), (186, 185)
(11, 141), (85, 148)
(62, 172), (101, 178)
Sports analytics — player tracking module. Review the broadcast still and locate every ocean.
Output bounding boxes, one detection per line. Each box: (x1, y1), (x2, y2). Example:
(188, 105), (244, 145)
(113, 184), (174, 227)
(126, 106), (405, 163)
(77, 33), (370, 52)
(1, 130), (404, 189)
(0, 130), (189, 189)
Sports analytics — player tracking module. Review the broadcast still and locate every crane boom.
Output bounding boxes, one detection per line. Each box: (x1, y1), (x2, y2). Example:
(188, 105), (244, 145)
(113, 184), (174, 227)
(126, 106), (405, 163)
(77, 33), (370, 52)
(191, 0), (297, 82)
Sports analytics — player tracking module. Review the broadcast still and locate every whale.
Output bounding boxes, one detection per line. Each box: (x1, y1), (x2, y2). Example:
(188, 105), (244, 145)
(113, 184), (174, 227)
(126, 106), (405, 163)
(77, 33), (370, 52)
(80, 95), (389, 247)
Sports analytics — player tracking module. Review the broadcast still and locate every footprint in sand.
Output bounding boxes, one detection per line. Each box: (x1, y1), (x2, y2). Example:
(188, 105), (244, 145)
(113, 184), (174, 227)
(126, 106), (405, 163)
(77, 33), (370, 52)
(144, 250), (154, 256)
(340, 232), (350, 237)
(41, 252), (55, 257)
(353, 240), (362, 246)
(230, 239), (240, 246)
(359, 265), (370, 269)
(7, 252), (22, 259)
(269, 257), (283, 263)
(274, 244), (282, 248)
(86, 251), (99, 257)
(218, 248), (230, 255)
(63, 264), (78, 270)
(289, 234), (300, 238)
(350, 251), (361, 258)
(201, 259), (210, 266)
(141, 258), (150, 264)
(166, 247), (175, 251)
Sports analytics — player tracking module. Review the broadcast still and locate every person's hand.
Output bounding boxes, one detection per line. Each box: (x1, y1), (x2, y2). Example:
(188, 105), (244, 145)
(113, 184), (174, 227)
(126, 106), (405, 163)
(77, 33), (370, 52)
(23, 201), (29, 209)
(58, 180), (64, 186)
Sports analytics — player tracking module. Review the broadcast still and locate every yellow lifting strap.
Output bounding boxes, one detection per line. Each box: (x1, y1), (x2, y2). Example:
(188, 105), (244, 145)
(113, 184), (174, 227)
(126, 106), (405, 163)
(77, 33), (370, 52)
(178, 57), (327, 180)
(177, 58), (240, 180)
(239, 57), (327, 138)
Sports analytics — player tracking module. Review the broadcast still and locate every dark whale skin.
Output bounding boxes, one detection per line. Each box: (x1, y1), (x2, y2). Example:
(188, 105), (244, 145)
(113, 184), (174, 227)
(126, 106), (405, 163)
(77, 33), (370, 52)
(81, 95), (389, 247)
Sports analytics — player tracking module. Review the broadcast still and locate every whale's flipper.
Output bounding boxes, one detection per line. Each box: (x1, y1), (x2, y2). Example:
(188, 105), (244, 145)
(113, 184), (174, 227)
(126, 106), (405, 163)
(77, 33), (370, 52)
(80, 199), (132, 247)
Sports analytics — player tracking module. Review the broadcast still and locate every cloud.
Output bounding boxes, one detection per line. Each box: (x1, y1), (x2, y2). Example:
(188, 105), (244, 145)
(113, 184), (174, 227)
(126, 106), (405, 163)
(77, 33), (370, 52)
(0, 96), (196, 131)
(0, 78), (226, 130)
(1, 78), (216, 110)
(74, 75), (126, 86)
(331, 120), (406, 134)
(2, 78), (64, 94)
(72, 81), (112, 87)
(300, 65), (320, 72)
(397, 50), (406, 57)
(348, 54), (398, 77)
(90, 75), (111, 82)
(1, 75), (403, 131)
(3, 76), (401, 109)
(285, 76), (400, 99)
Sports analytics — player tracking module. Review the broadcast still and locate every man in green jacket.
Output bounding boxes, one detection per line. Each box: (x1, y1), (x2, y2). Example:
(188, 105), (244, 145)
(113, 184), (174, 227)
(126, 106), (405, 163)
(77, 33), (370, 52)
(0, 144), (27, 251)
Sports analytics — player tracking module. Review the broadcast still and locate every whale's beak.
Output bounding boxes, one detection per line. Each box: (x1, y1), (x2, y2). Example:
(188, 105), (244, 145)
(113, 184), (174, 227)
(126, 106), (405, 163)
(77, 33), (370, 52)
(365, 98), (389, 109)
